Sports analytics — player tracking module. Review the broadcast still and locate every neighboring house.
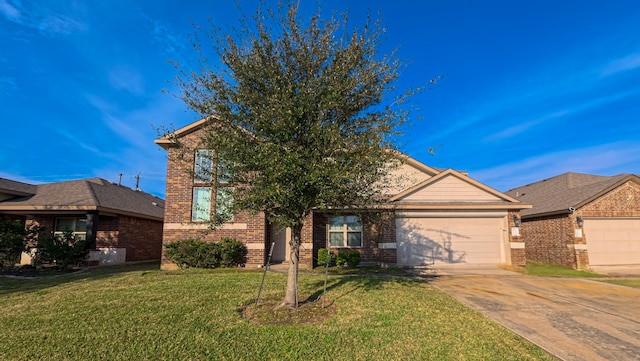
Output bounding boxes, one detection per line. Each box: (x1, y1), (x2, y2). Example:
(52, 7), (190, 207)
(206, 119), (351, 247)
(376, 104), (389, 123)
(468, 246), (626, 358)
(0, 177), (165, 265)
(506, 172), (640, 269)
(156, 119), (530, 269)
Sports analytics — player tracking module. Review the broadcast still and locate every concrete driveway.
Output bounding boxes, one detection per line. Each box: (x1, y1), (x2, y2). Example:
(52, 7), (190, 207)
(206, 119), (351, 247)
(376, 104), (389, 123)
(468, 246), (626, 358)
(427, 265), (640, 361)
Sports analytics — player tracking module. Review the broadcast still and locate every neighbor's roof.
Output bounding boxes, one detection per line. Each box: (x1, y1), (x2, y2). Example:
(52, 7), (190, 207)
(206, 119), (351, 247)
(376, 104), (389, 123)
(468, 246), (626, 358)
(505, 172), (639, 218)
(0, 178), (37, 197)
(0, 178), (164, 221)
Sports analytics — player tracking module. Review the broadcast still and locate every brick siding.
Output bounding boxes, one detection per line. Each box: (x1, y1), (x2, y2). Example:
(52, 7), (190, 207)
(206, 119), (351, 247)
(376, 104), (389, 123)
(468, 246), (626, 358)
(23, 214), (162, 262)
(522, 180), (640, 269)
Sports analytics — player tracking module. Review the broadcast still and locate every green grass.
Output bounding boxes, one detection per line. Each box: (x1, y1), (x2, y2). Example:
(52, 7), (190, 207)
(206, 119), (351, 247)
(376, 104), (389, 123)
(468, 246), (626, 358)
(0, 263), (554, 360)
(510, 263), (602, 278)
(597, 278), (640, 289)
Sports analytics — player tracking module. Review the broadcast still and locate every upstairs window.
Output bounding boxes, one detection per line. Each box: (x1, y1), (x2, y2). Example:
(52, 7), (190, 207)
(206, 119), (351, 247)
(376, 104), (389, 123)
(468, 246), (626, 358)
(328, 215), (362, 247)
(194, 150), (213, 182)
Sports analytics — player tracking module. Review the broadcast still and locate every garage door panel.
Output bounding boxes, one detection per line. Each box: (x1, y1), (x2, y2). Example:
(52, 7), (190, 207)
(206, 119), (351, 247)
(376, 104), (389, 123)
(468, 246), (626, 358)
(396, 217), (503, 267)
(584, 219), (640, 266)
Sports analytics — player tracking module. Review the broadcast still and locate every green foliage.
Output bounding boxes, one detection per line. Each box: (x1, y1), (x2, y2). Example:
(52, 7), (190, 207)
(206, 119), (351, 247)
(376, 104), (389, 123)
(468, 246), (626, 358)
(172, 2), (426, 229)
(336, 250), (361, 268)
(317, 248), (335, 266)
(524, 263), (601, 278)
(36, 230), (89, 269)
(0, 220), (27, 268)
(165, 238), (247, 268)
(219, 237), (247, 267)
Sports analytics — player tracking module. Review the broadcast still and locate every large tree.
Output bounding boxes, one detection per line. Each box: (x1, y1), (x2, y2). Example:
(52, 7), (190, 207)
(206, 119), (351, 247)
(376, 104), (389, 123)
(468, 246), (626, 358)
(173, 2), (422, 308)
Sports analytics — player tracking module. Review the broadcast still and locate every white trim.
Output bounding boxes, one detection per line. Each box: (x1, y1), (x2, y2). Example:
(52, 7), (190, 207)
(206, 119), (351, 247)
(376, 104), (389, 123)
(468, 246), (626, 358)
(396, 211), (507, 218)
(574, 244), (588, 250)
(163, 222), (247, 230)
(510, 242), (525, 249)
(378, 242), (397, 249)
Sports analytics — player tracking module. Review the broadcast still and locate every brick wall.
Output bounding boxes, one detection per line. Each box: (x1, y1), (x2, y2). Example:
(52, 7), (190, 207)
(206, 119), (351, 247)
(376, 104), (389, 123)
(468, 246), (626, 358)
(522, 215), (577, 268)
(22, 213), (162, 262)
(160, 128), (269, 269)
(311, 212), (396, 268)
(507, 211), (526, 265)
(522, 180), (640, 269)
(114, 215), (163, 262)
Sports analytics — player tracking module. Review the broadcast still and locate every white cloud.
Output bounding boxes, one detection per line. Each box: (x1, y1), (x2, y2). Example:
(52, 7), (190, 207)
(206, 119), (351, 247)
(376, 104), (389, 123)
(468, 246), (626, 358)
(0, 75), (18, 95)
(0, 0), (85, 36)
(601, 52), (640, 77)
(108, 65), (145, 95)
(0, 0), (20, 21)
(472, 141), (640, 191)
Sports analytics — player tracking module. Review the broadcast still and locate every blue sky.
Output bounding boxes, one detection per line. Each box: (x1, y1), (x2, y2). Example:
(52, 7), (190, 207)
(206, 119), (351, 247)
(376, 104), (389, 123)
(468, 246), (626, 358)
(1, 0), (639, 198)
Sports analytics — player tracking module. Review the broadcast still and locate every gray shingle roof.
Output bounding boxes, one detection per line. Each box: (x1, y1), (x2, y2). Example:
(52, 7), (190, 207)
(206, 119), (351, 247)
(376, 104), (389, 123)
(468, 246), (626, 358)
(0, 178), (164, 220)
(505, 172), (636, 217)
(0, 178), (37, 196)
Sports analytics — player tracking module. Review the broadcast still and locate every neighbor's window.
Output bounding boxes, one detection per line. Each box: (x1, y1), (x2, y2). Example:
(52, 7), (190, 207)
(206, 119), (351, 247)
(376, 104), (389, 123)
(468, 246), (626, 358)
(192, 187), (212, 222)
(328, 215), (362, 247)
(55, 217), (87, 240)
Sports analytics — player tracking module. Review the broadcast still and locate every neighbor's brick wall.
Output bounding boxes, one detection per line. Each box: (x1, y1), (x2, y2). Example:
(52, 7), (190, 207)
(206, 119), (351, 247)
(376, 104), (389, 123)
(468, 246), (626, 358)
(521, 215), (577, 268)
(577, 181), (640, 217)
(523, 181), (640, 269)
(24, 214), (162, 262)
(160, 127), (269, 269)
(507, 211), (526, 266)
(571, 180), (640, 269)
(311, 212), (396, 268)
(114, 215), (163, 262)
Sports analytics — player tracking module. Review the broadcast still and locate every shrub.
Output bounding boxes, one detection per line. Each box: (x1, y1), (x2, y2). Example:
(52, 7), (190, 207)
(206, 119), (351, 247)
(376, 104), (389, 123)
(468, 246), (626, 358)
(165, 238), (247, 268)
(0, 220), (27, 268)
(336, 250), (360, 268)
(36, 230), (89, 269)
(317, 248), (335, 266)
(219, 238), (247, 267)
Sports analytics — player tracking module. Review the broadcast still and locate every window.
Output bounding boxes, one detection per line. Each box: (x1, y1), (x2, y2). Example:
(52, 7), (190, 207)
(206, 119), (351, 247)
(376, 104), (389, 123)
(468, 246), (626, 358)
(192, 187), (212, 222)
(215, 187), (234, 222)
(328, 215), (362, 247)
(195, 149), (231, 183)
(194, 150), (213, 182)
(55, 217), (87, 240)
(193, 149), (234, 223)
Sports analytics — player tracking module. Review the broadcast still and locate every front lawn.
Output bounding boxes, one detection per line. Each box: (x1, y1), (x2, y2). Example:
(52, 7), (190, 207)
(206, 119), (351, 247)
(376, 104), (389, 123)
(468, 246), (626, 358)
(0, 263), (553, 360)
(597, 278), (640, 289)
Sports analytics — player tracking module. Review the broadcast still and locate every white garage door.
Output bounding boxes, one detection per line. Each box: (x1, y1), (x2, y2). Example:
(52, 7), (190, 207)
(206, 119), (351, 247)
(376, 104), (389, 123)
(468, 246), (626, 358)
(396, 217), (504, 267)
(584, 218), (640, 266)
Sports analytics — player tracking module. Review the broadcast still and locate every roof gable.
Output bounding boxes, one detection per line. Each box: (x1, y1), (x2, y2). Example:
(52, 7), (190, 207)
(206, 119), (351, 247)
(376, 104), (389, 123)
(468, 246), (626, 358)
(506, 172), (639, 217)
(390, 169), (520, 204)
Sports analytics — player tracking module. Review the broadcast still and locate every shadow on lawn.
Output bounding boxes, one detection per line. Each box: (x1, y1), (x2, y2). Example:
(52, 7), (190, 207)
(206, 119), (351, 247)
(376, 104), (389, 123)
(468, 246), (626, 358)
(0, 261), (160, 296)
(300, 269), (438, 306)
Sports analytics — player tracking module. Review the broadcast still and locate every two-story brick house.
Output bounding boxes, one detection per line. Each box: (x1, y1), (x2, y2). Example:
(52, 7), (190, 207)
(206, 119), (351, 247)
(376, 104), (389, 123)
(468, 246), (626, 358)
(156, 118), (531, 270)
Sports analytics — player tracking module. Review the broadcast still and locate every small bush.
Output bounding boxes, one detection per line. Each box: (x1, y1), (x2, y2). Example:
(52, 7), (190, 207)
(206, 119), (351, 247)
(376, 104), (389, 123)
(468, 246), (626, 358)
(36, 230), (89, 269)
(317, 248), (335, 266)
(219, 238), (247, 267)
(165, 238), (247, 268)
(336, 250), (360, 268)
(0, 220), (27, 268)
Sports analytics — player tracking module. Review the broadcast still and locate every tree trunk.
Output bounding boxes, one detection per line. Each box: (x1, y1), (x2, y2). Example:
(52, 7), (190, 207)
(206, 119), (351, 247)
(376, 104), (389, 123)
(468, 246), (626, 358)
(281, 224), (302, 308)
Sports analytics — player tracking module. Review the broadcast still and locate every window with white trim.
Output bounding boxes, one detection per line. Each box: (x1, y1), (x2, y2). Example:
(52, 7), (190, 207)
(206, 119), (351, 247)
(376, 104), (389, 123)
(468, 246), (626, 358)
(55, 217), (87, 240)
(328, 215), (362, 247)
(194, 149), (213, 182)
(192, 187), (212, 222)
